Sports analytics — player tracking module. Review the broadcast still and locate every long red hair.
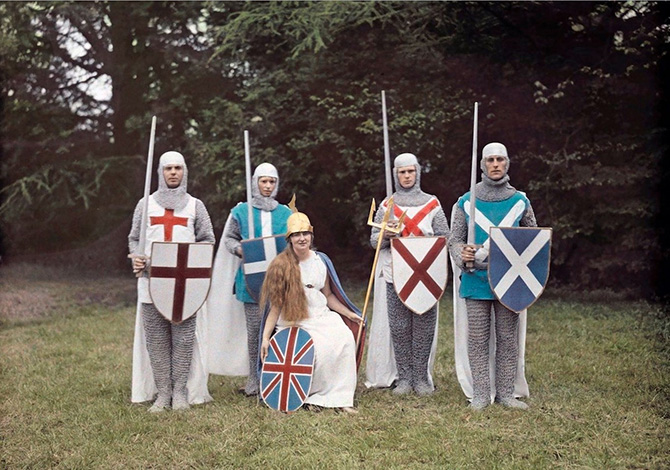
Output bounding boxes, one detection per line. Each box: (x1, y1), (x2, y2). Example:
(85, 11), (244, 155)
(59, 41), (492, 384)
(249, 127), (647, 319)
(260, 242), (308, 322)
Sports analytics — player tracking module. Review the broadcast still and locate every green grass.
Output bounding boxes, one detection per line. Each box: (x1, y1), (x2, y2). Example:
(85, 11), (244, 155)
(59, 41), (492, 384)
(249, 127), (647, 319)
(1, 265), (668, 469)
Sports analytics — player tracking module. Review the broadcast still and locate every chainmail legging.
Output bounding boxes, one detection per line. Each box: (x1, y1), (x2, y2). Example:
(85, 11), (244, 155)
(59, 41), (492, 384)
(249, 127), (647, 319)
(465, 299), (519, 402)
(386, 283), (436, 387)
(244, 303), (262, 393)
(141, 303), (196, 404)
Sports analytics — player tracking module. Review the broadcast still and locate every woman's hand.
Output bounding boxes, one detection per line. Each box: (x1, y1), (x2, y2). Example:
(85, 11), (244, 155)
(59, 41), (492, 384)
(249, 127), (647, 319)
(261, 338), (270, 363)
(346, 311), (363, 323)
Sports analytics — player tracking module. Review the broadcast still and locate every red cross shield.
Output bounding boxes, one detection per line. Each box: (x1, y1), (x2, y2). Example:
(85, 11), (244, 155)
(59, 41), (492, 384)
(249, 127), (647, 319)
(149, 242), (214, 323)
(391, 236), (448, 314)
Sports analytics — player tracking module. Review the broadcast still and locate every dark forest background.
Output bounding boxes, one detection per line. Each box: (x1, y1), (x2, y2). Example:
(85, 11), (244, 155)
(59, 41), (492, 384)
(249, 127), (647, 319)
(1, 1), (668, 299)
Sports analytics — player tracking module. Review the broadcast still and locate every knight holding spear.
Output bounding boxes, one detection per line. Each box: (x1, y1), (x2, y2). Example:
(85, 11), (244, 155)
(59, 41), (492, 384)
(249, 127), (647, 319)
(206, 131), (292, 397)
(128, 118), (215, 412)
(368, 152), (450, 396)
(449, 129), (538, 410)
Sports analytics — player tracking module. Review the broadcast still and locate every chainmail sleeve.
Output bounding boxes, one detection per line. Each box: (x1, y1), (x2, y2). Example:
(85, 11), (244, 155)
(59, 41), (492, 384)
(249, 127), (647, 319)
(448, 203), (467, 268)
(520, 201), (537, 228)
(128, 199), (143, 254)
(194, 199), (215, 243)
(431, 205), (451, 238)
(222, 214), (243, 256)
(369, 203), (391, 250)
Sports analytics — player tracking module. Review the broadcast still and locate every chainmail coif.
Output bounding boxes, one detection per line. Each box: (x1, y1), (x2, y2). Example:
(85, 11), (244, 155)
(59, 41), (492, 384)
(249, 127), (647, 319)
(391, 159), (432, 207)
(250, 163), (280, 211)
(153, 151), (190, 212)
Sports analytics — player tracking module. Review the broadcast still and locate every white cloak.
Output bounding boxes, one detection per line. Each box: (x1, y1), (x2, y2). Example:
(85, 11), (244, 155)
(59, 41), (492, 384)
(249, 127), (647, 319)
(203, 219), (249, 376)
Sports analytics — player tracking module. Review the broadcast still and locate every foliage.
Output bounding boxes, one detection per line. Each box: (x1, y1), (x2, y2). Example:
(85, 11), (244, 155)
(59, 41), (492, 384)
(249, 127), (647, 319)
(0, 1), (242, 251)
(206, 1), (668, 295)
(1, 1), (667, 296)
(0, 269), (668, 468)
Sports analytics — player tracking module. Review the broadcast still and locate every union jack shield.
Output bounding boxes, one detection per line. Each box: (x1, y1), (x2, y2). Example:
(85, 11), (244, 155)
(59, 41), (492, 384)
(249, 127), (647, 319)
(241, 234), (287, 302)
(391, 236), (448, 314)
(260, 327), (314, 412)
(149, 242), (214, 323)
(488, 227), (552, 313)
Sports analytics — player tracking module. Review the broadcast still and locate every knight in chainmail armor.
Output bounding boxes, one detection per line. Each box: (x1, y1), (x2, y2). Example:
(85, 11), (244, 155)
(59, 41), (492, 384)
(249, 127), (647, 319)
(220, 163), (292, 396)
(370, 153), (450, 396)
(449, 142), (536, 411)
(128, 151), (215, 412)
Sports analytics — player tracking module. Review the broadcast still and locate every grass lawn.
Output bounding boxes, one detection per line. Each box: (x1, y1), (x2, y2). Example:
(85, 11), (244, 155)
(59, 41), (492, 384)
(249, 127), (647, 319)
(1, 264), (668, 469)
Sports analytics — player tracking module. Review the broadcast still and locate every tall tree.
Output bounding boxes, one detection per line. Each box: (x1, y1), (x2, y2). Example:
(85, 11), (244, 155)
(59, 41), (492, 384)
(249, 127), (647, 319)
(1, 1), (666, 297)
(0, 1), (241, 253)
(208, 1), (668, 294)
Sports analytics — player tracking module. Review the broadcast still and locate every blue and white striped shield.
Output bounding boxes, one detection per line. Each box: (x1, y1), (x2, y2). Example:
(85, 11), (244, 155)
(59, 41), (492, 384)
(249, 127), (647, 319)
(260, 327), (314, 412)
(488, 227), (552, 313)
(241, 234), (287, 302)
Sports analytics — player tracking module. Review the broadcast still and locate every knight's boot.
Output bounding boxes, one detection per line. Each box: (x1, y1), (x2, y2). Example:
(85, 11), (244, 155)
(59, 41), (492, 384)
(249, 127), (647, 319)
(493, 302), (528, 410)
(466, 299), (492, 411)
(171, 314), (197, 411)
(387, 284), (412, 395)
(142, 303), (172, 412)
(243, 303), (261, 396)
(412, 305), (437, 396)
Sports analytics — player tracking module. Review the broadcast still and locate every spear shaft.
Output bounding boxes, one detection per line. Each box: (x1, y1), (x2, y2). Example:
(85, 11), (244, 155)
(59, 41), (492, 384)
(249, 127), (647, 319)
(467, 103), (479, 245)
(356, 198), (404, 348)
(382, 90), (392, 199)
(356, 201), (385, 348)
(466, 103), (479, 270)
(137, 116), (156, 252)
(244, 130), (254, 238)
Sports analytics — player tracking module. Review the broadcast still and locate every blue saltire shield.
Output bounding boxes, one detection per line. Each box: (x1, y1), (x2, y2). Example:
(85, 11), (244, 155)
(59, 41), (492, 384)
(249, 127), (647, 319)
(260, 327), (314, 412)
(241, 234), (287, 302)
(488, 227), (552, 313)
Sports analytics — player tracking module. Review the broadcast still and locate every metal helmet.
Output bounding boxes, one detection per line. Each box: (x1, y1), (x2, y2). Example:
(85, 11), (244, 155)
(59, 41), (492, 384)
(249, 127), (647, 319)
(285, 212), (313, 239)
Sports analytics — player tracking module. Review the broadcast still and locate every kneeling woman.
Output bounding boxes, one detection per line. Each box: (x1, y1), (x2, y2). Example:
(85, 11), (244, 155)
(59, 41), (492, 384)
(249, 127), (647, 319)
(260, 212), (362, 413)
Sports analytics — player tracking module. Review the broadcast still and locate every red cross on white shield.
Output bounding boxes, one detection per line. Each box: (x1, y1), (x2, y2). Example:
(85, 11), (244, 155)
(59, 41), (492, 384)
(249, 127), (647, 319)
(149, 242), (214, 323)
(391, 236), (448, 314)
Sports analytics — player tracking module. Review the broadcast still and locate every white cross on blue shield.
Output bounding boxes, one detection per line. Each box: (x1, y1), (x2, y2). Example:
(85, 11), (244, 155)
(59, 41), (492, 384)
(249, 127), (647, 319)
(488, 227), (552, 313)
(241, 234), (287, 302)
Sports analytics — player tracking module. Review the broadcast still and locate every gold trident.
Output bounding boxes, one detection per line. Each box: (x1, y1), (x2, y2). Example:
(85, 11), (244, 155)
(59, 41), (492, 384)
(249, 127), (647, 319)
(356, 196), (406, 348)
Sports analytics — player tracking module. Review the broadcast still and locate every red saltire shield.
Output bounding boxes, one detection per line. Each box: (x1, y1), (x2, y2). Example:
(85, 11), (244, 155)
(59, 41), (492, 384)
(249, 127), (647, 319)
(149, 242), (214, 323)
(391, 236), (448, 314)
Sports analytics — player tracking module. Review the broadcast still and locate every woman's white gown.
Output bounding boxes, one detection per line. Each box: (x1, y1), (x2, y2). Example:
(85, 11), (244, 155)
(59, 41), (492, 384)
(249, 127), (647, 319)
(276, 251), (357, 408)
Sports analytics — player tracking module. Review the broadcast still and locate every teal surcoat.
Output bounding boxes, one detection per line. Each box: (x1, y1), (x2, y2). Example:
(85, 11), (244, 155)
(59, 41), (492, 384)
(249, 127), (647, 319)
(457, 192), (529, 300)
(230, 203), (292, 303)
